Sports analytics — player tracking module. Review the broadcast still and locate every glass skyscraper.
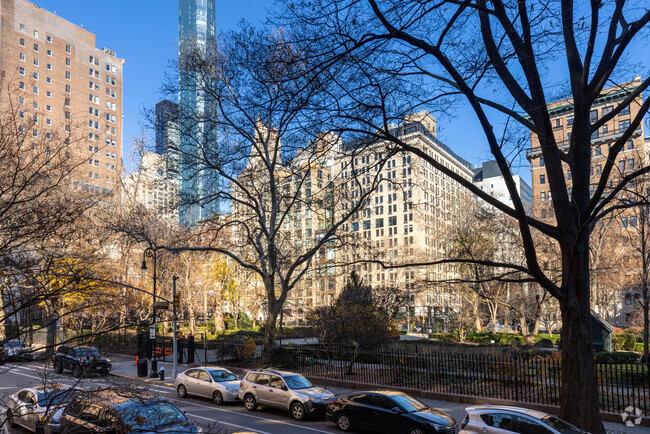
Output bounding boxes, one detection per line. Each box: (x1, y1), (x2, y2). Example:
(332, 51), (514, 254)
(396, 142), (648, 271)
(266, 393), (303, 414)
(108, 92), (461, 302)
(178, 0), (219, 225)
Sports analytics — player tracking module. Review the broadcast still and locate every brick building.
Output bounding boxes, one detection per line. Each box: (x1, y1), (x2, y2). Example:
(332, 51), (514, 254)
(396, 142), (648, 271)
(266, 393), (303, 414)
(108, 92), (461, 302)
(0, 0), (124, 198)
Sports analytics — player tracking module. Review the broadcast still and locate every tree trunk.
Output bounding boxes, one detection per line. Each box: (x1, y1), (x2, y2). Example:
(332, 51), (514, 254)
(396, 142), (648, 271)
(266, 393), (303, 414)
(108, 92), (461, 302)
(559, 243), (604, 434)
(214, 296), (225, 332)
(262, 277), (280, 361)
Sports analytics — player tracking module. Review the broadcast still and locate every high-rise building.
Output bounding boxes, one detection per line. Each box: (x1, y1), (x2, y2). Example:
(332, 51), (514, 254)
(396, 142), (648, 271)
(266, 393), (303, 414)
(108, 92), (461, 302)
(0, 0), (124, 198)
(473, 160), (532, 212)
(123, 151), (179, 222)
(178, 0), (219, 225)
(154, 99), (178, 155)
(526, 78), (647, 324)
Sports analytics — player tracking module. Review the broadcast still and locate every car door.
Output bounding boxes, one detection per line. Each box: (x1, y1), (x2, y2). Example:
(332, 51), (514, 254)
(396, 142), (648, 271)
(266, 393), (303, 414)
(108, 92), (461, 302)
(370, 395), (401, 432)
(196, 370), (214, 398)
(182, 369), (200, 395)
(267, 375), (289, 408)
(345, 393), (376, 430)
(253, 374), (274, 406)
(478, 413), (518, 433)
(64, 347), (75, 370)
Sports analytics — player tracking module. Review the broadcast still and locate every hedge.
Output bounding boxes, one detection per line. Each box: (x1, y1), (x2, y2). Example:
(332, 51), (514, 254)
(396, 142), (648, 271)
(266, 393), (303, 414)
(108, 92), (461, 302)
(594, 351), (640, 363)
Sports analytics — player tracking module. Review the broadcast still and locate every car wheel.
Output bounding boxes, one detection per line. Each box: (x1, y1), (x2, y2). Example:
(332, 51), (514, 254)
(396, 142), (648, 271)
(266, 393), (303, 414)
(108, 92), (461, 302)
(336, 413), (352, 432)
(244, 394), (257, 411)
(177, 384), (188, 398)
(54, 360), (63, 373)
(408, 427), (426, 434)
(72, 364), (83, 378)
(212, 390), (224, 405)
(5, 409), (16, 427)
(290, 402), (306, 421)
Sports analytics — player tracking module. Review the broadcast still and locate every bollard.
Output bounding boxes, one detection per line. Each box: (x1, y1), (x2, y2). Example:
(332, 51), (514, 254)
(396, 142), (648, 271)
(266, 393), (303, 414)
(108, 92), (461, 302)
(159, 367), (165, 381)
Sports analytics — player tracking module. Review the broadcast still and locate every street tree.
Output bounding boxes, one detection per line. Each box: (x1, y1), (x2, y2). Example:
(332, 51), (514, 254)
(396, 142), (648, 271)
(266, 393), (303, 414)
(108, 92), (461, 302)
(154, 25), (391, 355)
(279, 1), (650, 430)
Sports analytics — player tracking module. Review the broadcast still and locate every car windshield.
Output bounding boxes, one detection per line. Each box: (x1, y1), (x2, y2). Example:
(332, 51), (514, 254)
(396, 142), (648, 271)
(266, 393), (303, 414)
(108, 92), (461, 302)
(76, 348), (101, 358)
(390, 394), (428, 413)
(542, 415), (582, 433)
(208, 370), (237, 382)
(119, 401), (187, 431)
(37, 389), (73, 407)
(284, 375), (312, 389)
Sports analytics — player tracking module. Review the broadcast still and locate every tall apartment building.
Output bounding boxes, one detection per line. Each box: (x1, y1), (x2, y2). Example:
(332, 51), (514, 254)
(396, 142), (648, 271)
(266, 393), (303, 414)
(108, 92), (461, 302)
(473, 160), (532, 212)
(178, 0), (219, 225)
(526, 78), (647, 324)
(0, 0), (124, 197)
(155, 99), (178, 155)
(122, 152), (179, 222)
(332, 111), (474, 331)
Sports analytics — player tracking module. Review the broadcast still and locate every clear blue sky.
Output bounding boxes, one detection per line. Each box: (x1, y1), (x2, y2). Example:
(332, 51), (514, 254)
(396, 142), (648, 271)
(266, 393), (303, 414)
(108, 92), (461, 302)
(34, 0), (271, 173)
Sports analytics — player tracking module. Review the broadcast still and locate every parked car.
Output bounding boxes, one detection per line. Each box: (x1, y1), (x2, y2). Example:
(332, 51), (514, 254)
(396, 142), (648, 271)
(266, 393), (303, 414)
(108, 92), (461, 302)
(175, 366), (241, 404)
(52, 345), (111, 377)
(459, 405), (583, 434)
(238, 368), (334, 420)
(59, 390), (202, 433)
(3, 339), (33, 361)
(327, 390), (457, 433)
(5, 384), (74, 433)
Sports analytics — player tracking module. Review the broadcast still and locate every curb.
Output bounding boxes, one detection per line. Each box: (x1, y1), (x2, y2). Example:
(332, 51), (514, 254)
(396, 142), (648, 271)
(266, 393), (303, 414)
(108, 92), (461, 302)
(109, 372), (174, 387)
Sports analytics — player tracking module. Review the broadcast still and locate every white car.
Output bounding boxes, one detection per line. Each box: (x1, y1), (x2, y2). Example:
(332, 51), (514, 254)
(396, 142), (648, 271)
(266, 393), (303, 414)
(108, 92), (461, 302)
(460, 405), (584, 433)
(174, 367), (241, 404)
(5, 385), (73, 433)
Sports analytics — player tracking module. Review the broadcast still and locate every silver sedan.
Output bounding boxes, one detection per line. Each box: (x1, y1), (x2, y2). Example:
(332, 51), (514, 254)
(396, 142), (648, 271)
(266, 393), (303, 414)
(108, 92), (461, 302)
(5, 385), (74, 433)
(174, 367), (241, 404)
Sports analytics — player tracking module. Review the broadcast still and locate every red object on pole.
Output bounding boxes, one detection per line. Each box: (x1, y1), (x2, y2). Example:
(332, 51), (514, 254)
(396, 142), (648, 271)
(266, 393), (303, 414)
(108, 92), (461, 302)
(136, 355), (139, 366)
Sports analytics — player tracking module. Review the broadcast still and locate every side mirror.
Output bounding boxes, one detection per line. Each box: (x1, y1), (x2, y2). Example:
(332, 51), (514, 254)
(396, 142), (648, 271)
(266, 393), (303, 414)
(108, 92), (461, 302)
(391, 407), (402, 414)
(281, 385), (288, 391)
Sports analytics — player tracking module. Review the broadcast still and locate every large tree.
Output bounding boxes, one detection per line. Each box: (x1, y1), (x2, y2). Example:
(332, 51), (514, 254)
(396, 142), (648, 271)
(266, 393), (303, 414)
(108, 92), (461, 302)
(279, 1), (650, 431)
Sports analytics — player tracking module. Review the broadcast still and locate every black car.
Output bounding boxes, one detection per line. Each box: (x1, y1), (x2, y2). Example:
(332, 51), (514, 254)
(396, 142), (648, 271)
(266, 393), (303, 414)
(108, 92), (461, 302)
(326, 390), (457, 434)
(53, 345), (111, 377)
(60, 390), (202, 433)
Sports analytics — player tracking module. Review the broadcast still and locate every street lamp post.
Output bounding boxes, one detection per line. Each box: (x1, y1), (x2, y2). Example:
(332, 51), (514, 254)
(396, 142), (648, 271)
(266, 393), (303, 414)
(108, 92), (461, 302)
(172, 275), (179, 379)
(141, 248), (158, 378)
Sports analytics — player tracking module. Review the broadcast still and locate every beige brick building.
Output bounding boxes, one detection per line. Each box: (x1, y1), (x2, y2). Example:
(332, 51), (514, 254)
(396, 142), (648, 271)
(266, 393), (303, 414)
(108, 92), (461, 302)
(0, 0), (124, 198)
(526, 78), (647, 324)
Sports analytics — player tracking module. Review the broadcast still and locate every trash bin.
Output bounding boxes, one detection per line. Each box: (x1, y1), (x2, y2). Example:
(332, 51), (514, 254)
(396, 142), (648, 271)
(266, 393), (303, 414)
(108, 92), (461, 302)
(149, 358), (158, 378)
(137, 358), (148, 377)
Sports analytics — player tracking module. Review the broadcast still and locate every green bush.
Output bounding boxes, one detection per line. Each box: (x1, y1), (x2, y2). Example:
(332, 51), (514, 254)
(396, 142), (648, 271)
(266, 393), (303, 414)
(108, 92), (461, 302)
(595, 351), (640, 364)
(429, 332), (458, 342)
(206, 316), (216, 335)
(634, 342), (646, 352)
(612, 332), (636, 351)
(534, 334), (561, 344)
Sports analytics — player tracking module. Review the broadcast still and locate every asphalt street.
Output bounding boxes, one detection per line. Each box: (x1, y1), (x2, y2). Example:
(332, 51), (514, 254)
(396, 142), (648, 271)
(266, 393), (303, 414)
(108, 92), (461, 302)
(0, 362), (341, 434)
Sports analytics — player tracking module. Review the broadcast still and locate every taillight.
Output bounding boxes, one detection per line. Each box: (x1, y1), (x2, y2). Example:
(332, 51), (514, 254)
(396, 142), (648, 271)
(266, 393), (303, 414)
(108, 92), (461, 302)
(240, 382), (243, 387)
(460, 415), (469, 429)
(328, 398), (336, 405)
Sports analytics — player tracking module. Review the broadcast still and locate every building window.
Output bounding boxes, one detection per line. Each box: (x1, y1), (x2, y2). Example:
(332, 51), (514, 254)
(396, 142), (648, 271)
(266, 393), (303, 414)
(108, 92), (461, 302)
(65, 58), (71, 67)
(601, 124), (608, 135)
(47, 63), (52, 70)
(540, 158), (544, 167)
(618, 160), (625, 171)
(589, 109), (598, 123)
(631, 216), (638, 227)
(567, 116), (574, 126)
(619, 119), (631, 130)
(554, 118), (562, 128)
(594, 146), (601, 156)
(65, 84), (71, 93)
(19, 81), (25, 90)
(19, 67), (24, 75)
(602, 105), (613, 116)
(46, 49), (51, 56)
(65, 44), (71, 54)
(33, 58), (38, 66)
(622, 217), (628, 228)
(46, 35), (52, 43)
(19, 23), (25, 32)
(66, 71), (71, 80)
(540, 191), (546, 202)
(620, 105), (630, 116)
(34, 30), (39, 38)
(33, 43), (38, 52)
(541, 209), (547, 219)
(19, 38), (25, 46)
(33, 86), (38, 94)
(33, 72), (38, 80)
(540, 174), (545, 185)
(19, 53), (25, 61)
(595, 164), (602, 174)
(627, 140), (634, 151)
(628, 158), (635, 170)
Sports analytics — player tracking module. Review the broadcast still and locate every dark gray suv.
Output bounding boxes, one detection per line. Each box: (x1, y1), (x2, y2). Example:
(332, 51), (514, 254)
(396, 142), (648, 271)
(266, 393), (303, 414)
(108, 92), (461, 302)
(238, 369), (334, 420)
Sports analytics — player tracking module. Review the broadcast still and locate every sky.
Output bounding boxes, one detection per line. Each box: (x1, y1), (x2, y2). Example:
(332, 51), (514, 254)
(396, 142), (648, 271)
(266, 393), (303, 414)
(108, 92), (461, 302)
(33, 0), (271, 173)
(32, 1), (649, 184)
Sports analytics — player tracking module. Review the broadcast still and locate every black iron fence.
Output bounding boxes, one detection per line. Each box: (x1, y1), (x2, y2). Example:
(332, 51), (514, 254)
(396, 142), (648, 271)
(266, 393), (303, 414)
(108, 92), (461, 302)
(265, 344), (649, 416)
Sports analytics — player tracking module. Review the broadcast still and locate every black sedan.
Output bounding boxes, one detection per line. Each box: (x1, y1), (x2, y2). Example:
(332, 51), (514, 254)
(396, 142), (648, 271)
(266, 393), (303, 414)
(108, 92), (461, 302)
(326, 390), (457, 434)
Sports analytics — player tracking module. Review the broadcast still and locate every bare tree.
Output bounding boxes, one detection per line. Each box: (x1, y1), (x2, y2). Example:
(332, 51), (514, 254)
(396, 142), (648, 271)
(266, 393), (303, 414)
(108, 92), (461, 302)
(279, 1), (650, 430)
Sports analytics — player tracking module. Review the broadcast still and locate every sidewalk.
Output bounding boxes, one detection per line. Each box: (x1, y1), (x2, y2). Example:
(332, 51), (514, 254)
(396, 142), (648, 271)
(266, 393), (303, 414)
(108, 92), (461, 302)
(108, 355), (647, 433)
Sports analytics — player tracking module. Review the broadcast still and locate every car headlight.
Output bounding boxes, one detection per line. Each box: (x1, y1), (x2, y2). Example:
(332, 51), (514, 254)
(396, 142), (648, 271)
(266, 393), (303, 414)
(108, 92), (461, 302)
(225, 387), (236, 393)
(429, 422), (446, 431)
